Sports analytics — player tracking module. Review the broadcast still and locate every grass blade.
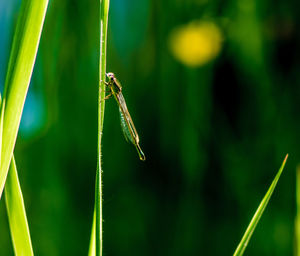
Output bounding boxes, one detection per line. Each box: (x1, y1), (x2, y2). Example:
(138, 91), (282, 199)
(295, 164), (300, 256)
(233, 154), (288, 256)
(88, 209), (96, 256)
(0, 96), (33, 254)
(0, 0), (49, 198)
(88, 0), (110, 255)
(5, 156), (34, 255)
(0, 98), (6, 164)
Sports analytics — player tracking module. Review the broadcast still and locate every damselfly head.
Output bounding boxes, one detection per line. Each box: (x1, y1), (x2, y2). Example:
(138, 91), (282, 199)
(106, 72), (115, 80)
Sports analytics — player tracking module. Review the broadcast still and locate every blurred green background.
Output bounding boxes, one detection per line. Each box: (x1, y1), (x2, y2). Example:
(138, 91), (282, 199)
(0, 0), (299, 255)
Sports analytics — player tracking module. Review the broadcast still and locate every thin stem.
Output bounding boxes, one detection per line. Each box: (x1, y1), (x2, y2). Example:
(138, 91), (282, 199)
(296, 164), (300, 256)
(95, 0), (110, 256)
(233, 154), (288, 256)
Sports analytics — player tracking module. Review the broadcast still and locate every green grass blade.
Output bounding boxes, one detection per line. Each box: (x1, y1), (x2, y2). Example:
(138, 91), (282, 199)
(1, 95), (33, 254)
(95, 0), (110, 254)
(0, 98), (6, 164)
(233, 154), (288, 256)
(88, 209), (96, 256)
(0, 0), (49, 198)
(5, 156), (34, 256)
(89, 0), (110, 255)
(295, 164), (300, 256)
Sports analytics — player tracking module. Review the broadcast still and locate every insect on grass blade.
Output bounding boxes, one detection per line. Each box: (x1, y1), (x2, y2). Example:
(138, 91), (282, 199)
(105, 72), (146, 161)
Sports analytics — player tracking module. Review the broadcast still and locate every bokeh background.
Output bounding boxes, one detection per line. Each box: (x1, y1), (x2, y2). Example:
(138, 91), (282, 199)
(0, 0), (299, 255)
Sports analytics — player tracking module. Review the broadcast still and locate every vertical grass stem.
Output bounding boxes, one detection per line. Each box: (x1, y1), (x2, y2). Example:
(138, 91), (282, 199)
(94, 1), (110, 256)
(296, 164), (300, 255)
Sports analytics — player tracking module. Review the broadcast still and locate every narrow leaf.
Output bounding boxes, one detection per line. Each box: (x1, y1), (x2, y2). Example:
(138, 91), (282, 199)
(88, 209), (96, 256)
(295, 164), (300, 256)
(0, 0), (49, 198)
(5, 156), (34, 256)
(233, 154), (288, 256)
(0, 98), (6, 164)
(0, 93), (32, 254)
(92, 0), (110, 255)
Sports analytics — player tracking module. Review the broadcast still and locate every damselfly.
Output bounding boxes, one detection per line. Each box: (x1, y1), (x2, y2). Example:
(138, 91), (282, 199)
(104, 72), (146, 161)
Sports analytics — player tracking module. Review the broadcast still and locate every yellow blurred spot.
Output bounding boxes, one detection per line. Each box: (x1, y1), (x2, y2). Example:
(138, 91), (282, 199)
(169, 21), (223, 67)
